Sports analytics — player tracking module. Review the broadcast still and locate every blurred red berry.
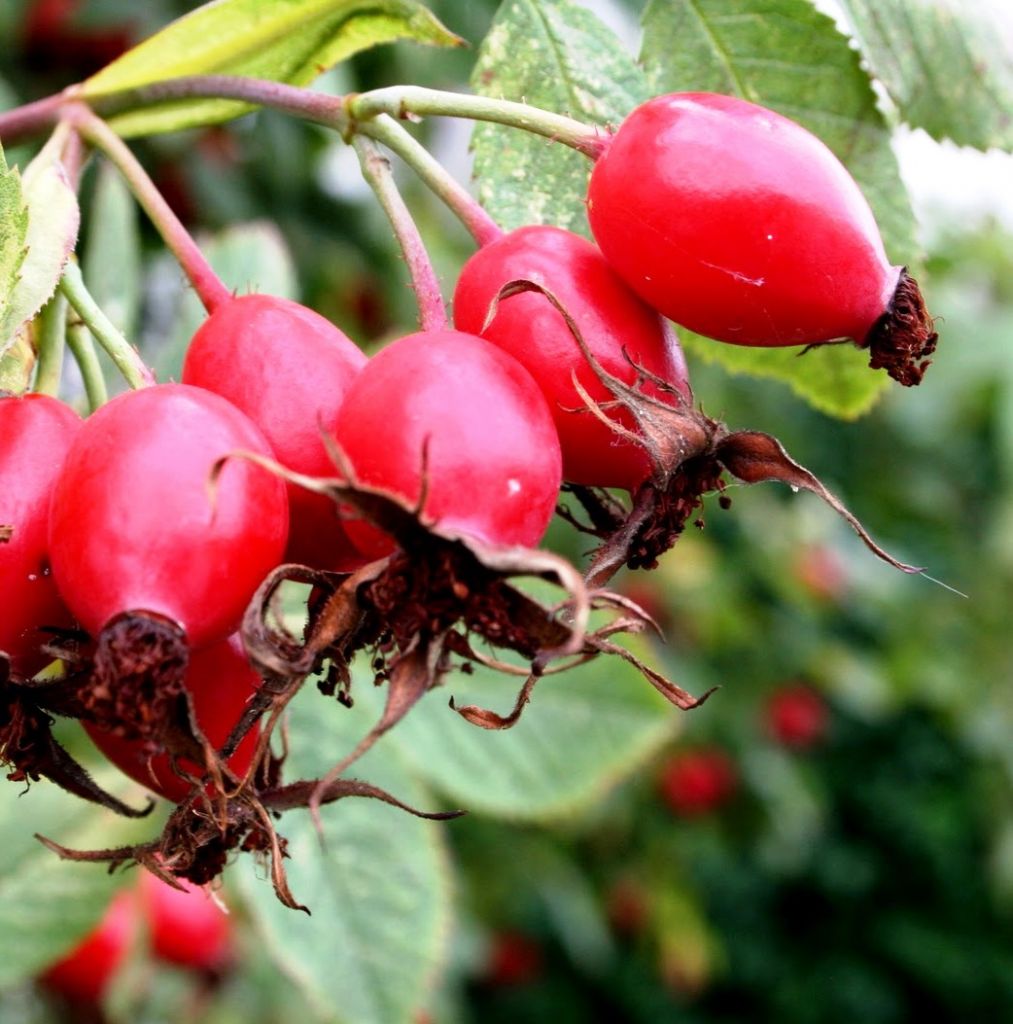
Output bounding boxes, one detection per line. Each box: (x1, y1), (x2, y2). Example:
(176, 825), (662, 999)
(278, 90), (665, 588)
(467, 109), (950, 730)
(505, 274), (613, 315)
(606, 877), (649, 936)
(658, 749), (737, 817)
(39, 890), (136, 1004)
(483, 930), (543, 987)
(138, 873), (233, 973)
(766, 684), (829, 749)
(793, 543), (849, 602)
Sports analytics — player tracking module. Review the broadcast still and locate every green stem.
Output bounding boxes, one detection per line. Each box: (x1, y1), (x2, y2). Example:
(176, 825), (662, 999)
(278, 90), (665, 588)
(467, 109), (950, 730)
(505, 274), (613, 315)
(65, 105), (230, 314)
(360, 115), (502, 248)
(59, 262), (154, 390)
(353, 136), (447, 333)
(66, 321), (108, 412)
(348, 85), (606, 158)
(34, 292), (68, 397)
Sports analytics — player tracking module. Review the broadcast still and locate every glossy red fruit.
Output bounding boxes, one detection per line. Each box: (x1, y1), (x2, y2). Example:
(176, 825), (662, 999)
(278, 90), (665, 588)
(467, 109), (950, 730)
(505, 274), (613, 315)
(85, 634), (261, 801)
(587, 93), (935, 383)
(48, 384), (288, 648)
(39, 890), (136, 1004)
(182, 294), (368, 570)
(0, 394), (81, 677)
(658, 748), (737, 817)
(765, 684), (829, 750)
(453, 225), (690, 491)
(334, 330), (562, 558)
(138, 873), (232, 972)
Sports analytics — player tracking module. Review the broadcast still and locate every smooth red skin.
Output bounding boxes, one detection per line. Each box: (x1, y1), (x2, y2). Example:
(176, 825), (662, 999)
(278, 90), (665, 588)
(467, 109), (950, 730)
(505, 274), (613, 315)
(84, 634), (261, 802)
(453, 225), (690, 491)
(40, 890), (136, 1004)
(182, 294), (368, 570)
(765, 685), (829, 749)
(587, 92), (899, 348)
(658, 749), (737, 817)
(335, 330), (562, 558)
(138, 873), (232, 971)
(0, 394), (81, 676)
(48, 384), (288, 647)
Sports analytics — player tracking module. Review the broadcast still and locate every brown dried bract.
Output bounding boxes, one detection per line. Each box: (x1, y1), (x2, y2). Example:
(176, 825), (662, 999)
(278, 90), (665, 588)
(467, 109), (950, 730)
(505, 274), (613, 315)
(489, 279), (924, 591)
(865, 269), (937, 386)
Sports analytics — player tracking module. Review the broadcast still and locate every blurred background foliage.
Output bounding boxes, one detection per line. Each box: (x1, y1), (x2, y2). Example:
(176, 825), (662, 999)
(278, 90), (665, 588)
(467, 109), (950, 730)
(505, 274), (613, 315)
(2, 0), (1013, 1021)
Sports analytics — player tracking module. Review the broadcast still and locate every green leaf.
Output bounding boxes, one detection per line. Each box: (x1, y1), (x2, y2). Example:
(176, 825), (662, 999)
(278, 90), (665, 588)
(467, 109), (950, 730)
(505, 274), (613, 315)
(681, 330), (889, 420)
(147, 220), (298, 381)
(237, 686), (451, 1024)
(389, 640), (678, 820)
(82, 0), (464, 138)
(470, 0), (649, 235)
(838, 0), (1013, 151)
(83, 161), (142, 340)
(0, 141), (29, 352)
(640, 0), (911, 418)
(0, 772), (148, 988)
(0, 127), (80, 359)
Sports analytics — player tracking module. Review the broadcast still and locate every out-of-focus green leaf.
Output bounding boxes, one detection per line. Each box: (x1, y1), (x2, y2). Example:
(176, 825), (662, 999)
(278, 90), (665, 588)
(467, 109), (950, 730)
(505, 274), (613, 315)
(82, 0), (464, 137)
(83, 161), (141, 339)
(471, 0), (648, 236)
(147, 220), (297, 381)
(839, 0), (1013, 151)
(0, 128), (80, 359)
(238, 686), (451, 1024)
(640, 0), (912, 417)
(0, 772), (149, 988)
(389, 639), (678, 820)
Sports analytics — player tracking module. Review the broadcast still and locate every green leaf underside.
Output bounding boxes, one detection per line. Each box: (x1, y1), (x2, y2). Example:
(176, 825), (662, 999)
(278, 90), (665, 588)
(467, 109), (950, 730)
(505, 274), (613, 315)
(470, 0), (649, 236)
(389, 639), (678, 820)
(839, 0), (1013, 151)
(238, 686), (450, 1024)
(0, 129), (80, 358)
(681, 328), (889, 420)
(640, 0), (912, 418)
(0, 141), (30, 359)
(82, 0), (464, 138)
(0, 771), (148, 987)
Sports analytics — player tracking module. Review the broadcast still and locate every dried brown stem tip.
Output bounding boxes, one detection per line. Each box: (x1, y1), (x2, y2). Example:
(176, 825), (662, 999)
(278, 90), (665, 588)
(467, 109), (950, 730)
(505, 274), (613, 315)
(88, 611), (189, 742)
(865, 269), (938, 386)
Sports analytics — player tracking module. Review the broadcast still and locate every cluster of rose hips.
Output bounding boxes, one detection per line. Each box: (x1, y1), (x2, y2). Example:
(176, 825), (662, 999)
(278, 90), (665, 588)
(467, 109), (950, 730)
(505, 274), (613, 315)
(39, 871), (232, 1007)
(1, 89), (934, 897)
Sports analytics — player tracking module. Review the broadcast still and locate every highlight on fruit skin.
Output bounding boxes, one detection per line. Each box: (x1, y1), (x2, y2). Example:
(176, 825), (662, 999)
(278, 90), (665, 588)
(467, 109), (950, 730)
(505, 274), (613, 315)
(587, 92), (936, 386)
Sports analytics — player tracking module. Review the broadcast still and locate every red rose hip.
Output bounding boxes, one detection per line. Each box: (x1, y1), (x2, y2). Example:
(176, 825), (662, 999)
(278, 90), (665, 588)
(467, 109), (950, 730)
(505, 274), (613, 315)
(587, 92), (935, 385)
(182, 293), (368, 570)
(453, 225), (690, 491)
(48, 383), (288, 648)
(0, 393), (81, 677)
(334, 330), (562, 557)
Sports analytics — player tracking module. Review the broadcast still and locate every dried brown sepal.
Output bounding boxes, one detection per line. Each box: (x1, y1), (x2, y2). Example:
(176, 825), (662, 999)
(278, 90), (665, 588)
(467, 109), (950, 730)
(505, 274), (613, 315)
(88, 611), (188, 743)
(714, 431), (923, 574)
(0, 679), (153, 816)
(0, 524), (12, 544)
(492, 279), (923, 589)
(864, 269), (937, 386)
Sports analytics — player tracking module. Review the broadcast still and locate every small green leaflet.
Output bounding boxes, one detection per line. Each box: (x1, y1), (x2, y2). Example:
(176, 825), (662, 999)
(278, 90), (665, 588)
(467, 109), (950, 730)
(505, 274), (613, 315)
(0, 127), (79, 365)
(471, 0), (649, 236)
(0, 140), (29, 356)
(640, 0), (916, 418)
(81, 0), (464, 138)
(839, 0), (1013, 152)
